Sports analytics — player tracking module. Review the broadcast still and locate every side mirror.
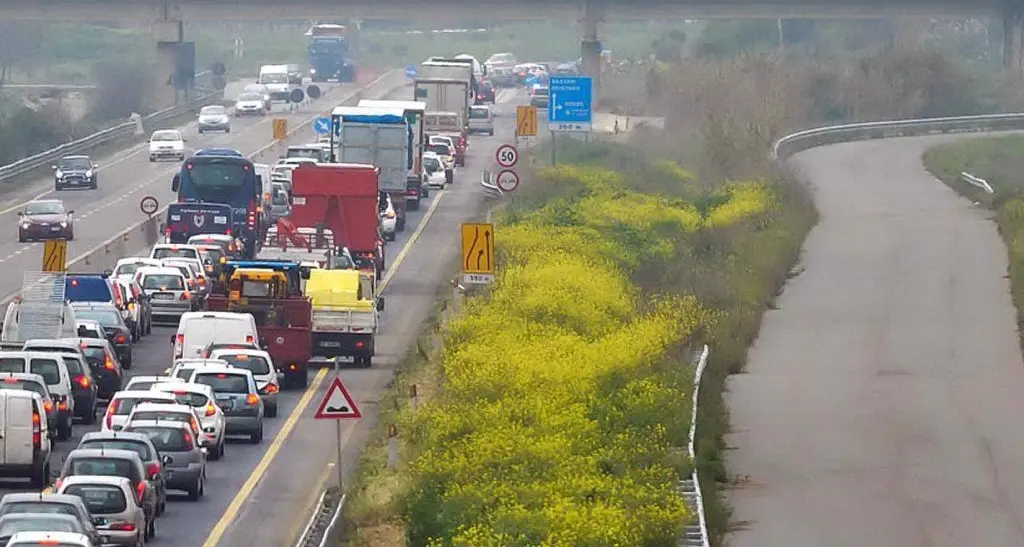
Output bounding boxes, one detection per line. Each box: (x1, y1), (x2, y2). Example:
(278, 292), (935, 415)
(16, 212), (22, 216)
(93, 163), (99, 169)
(51, 165), (57, 170)
(171, 174), (181, 193)
(161, 454), (173, 465)
(376, 297), (385, 312)
(68, 210), (75, 215)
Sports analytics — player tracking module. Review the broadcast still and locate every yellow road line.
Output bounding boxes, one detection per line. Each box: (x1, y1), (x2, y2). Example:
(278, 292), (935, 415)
(202, 187), (447, 547)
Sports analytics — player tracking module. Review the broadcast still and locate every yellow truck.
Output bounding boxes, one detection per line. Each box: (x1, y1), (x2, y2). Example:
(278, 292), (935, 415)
(305, 269), (384, 367)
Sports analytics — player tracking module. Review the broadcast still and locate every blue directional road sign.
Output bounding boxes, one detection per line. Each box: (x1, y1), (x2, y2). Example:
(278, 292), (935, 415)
(405, 65), (418, 79)
(547, 76), (592, 132)
(313, 117), (331, 135)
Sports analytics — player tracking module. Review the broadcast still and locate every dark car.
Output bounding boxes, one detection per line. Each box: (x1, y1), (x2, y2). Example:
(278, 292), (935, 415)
(65, 338), (123, 399)
(52, 155), (98, 191)
(475, 80), (496, 104)
(68, 304), (133, 369)
(21, 339), (98, 425)
(17, 200), (74, 242)
(74, 320), (106, 340)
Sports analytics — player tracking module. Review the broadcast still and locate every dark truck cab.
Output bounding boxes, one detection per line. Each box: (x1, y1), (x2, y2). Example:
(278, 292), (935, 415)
(164, 203), (234, 244)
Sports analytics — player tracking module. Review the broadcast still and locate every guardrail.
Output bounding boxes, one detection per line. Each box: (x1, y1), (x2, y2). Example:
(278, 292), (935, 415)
(0, 70), (220, 184)
(772, 112), (1024, 161)
(480, 170), (503, 199)
(680, 345), (710, 547)
(961, 171), (995, 194)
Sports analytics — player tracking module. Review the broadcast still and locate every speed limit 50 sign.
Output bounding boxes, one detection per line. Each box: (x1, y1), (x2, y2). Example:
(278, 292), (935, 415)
(495, 144), (518, 168)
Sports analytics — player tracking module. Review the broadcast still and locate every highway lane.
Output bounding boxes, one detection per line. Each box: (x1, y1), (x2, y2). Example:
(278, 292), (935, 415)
(0, 73), (399, 302)
(0, 83), (523, 546)
(726, 134), (1024, 546)
(207, 87), (527, 547)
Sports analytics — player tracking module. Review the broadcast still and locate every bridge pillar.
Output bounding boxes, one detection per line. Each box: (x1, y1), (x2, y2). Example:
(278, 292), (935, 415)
(581, 0), (604, 108)
(151, 19), (184, 110)
(1004, 12), (1023, 75)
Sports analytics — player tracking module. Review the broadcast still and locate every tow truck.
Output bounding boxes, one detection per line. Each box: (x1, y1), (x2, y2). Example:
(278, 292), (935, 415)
(205, 261), (313, 389)
(266, 163), (385, 279)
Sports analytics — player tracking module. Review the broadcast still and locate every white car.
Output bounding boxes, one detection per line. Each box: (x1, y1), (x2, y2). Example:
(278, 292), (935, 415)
(152, 382), (227, 459)
(122, 375), (178, 392)
(234, 92), (267, 116)
(198, 105), (230, 133)
(101, 390), (177, 432)
(379, 193), (397, 242)
(112, 257), (163, 280)
(242, 83), (272, 110)
(7, 532), (92, 547)
(422, 152), (447, 188)
(148, 129), (185, 162)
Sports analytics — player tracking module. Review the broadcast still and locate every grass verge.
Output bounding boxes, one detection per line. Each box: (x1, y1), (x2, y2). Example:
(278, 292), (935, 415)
(331, 139), (816, 546)
(922, 135), (1024, 343)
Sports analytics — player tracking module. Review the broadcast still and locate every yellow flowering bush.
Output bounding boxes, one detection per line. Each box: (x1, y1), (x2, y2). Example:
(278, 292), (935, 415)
(402, 165), (774, 546)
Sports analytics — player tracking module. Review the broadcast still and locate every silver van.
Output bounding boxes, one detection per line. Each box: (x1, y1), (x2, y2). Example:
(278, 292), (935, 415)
(468, 105), (494, 136)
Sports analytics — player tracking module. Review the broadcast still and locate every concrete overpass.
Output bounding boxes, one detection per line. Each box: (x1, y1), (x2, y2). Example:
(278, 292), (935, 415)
(9, 0), (1023, 111)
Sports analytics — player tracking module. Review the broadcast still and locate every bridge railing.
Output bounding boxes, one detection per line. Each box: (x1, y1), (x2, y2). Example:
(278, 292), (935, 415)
(0, 70), (220, 184)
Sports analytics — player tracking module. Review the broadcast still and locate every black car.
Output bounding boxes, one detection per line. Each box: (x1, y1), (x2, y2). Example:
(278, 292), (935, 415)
(475, 80), (496, 104)
(69, 303), (133, 369)
(20, 339), (98, 424)
(67, 337), (124, 399)
(53, 155), (98, 191)
(17, 199), (74, 242)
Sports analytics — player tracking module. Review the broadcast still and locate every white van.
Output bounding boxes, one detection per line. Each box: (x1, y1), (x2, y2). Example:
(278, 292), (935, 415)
(0, 389), (52, 487)
(1, 301), (78, 348)
(257, 64), (291, 101)
(0, 351), (74, 440)
(174, 312), (260, 360)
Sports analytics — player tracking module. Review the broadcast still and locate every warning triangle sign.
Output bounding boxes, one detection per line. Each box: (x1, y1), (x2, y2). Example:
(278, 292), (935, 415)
(314, 377), (362, 420)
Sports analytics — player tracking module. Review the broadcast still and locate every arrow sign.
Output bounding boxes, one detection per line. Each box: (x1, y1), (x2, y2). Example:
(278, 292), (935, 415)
(405, 65), (418, 79)
(314, 377), (362, 419)
(313, 117), (331, 135)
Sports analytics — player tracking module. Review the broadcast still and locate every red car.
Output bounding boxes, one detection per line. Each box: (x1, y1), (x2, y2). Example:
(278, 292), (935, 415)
(18, 199), (74, 242)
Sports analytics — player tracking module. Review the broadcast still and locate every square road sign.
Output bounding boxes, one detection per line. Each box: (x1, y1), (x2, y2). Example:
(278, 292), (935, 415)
(516, 105), (537, 137)
(548, 76), (592, 132)
(461, 223), (495, 275)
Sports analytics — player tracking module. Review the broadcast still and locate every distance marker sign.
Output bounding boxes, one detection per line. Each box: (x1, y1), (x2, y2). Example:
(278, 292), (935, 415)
(495, 144), (518, 168)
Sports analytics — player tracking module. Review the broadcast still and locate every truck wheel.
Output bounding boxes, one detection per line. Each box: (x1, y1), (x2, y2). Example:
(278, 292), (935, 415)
(407, 200), (420, 211)
(362, 355), (372, 368)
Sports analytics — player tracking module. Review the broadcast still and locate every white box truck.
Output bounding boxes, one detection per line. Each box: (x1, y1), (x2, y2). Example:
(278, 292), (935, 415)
(413, 78), (470, 133)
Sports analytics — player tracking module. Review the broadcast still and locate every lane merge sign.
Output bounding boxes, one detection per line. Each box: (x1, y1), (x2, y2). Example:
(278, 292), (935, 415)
(314, 377), (362, 420)
(495, 144), (518, 168)
(516, 105), (537, 137)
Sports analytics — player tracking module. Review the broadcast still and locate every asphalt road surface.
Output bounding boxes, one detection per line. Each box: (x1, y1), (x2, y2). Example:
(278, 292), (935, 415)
(0, 82), (527, 547)
(0, 74), (387, 303)
(726, 134), (1024, 546)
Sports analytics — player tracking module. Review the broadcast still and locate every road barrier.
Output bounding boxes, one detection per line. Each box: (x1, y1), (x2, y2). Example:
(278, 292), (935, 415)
(0, 68), (408, 311)
(480, 170), (503, 200)
(0, 70), (221, 183)
(961, 171), (995, 194)
(681, 345), (711, 547)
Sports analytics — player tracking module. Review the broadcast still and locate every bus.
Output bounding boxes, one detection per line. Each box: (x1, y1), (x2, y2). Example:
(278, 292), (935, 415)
(171, 153), (262, 258)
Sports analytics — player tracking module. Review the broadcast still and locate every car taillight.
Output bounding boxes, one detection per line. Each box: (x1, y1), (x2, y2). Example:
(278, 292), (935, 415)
(247, 201), (256, 227)
(105, 357), (115, 370)
(183, 431), (194, 450)
(177, 334), (184, 345)
(116, 334), (127, 344)
(105, 400), (119, 429)
(261, 383), (279, 394)
(180, 291), (191, 301)
(245, 394), (259, 406)
(111, 522), (137, 532)
(198, 277), (206, 285)
(245, 335), (254, 344)
(205, 403), (216, 417)
(32, 410), (40, 448)
(135, 481), (146, 502)
(75, 375), (90, 389)
(43, 400), (53, 413)
(146, 462), (160, 478)
(57, 398), (67, 411)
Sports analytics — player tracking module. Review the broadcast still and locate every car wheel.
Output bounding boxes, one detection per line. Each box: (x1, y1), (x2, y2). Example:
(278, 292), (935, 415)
(123, 354), (133, 370)
(18, 233), (25, 243)
(266, 403), (278, 418)
(146, 515), (156, 539)
(66, 230), (74, 241)
(198, 128), (204, 134)
(57, 416), (72, 441)
(82, 403), (97, 425)
(54, 183), (62, 191)
(30, 462), (48, 489)
(251, 423), (263, 443)
(226, 127), (231, 133)
(385, 231), (396, 242)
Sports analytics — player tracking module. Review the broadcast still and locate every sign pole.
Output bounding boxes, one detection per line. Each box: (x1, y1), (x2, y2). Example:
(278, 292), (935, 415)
(333, 356), (343, 490)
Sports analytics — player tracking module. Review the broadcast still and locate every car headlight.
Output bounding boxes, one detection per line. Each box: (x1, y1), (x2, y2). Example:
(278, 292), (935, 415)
(310, 68), (316, 74)
(54, 170), (63, 179)
(60, 221), (67, 228)
(85, 170), (92, 177)
(20, 223), (29, 229)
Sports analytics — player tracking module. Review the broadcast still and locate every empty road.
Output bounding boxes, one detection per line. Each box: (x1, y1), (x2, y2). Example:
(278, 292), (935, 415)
(727, 134), (1024, 546)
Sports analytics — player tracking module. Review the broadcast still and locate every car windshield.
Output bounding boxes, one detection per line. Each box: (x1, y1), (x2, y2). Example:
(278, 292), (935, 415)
(200, 105), (225, 116)
(131, 426), (188, 451)
(167, 391), (208, 407)
(76, 326), (101, 338)
(68, 457), (133, 478)
(426, 144), (450, 156)
(423, 157), (441, 171)
(58, 355), (84, 375)
(141, 274), (184, 290)
(153, 247), (198, 260)
(114, 263), (141, 276)
(194, 373), (249, 394)
(73, 310), (121, 329)
(0, 379), (46, 398)
(79, 439), (150, 460)
(58, 157), (91, 170)
(199, 247), (225, 263)
(131, 411), (190, 425)
(63, 484), (128, 515)
(214, 353), (271, 375)
(151, 131), (180, 142)
(80, 346), (106, 366)
(533, 87), (549, 96)
(261, 73), (287, 84)
(469, 107), (488, 119)
(0, 517), (79, 536)
(113, 396), (168, 415)
(1, 502), (75, 516)
(237, 93), (262, 101)
(286, 148), (320, 160)
(272, 188), (288, 205)
(24, 202), (63, 215)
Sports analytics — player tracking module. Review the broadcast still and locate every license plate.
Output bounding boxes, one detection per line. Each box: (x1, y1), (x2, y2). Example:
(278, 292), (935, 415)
(153, 293), (174, 300)
(320, 341), (341, 347)
(49, 226), (60, 231)
(100, 535), (110, 542)
(217, 399), (233, 410)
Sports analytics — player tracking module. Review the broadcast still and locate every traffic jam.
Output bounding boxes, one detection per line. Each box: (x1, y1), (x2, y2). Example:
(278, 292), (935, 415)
(0, 51), (516, 547)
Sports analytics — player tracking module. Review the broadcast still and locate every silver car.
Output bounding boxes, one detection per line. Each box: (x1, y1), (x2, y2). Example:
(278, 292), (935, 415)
(207, 348), (280, 417)
(197, 105), (230, 133)
(468, 105), (494, 136)
(125, 420), (206, 500)
(0, 514), (88, 544)
(135, 267), (192, 321)
(190, 367), (264, 443)
(77, 430), (169, 517)
(57, 476), (146, 547)
(0, 493), (103, 547)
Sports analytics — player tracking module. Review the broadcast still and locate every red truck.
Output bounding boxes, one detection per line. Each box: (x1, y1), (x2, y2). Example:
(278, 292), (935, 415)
(205, 261), (313, 389)
(273, 163), (385, 279)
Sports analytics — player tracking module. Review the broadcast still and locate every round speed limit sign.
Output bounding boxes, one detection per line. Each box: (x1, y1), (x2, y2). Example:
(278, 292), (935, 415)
(495, 144), (518, 168)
